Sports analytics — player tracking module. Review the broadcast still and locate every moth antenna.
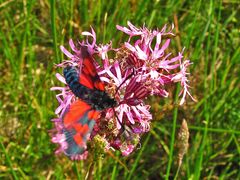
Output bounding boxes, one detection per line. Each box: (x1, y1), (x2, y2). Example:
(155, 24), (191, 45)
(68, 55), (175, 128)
(114, 68), (135, 96)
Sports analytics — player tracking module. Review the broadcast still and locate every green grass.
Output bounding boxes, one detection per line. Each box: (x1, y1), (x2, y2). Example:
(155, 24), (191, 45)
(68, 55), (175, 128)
(1, 0), (239, 179)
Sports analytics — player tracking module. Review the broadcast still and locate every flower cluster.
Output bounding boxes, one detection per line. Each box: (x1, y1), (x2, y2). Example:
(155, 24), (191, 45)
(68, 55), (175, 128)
(51, 21), (195, 160)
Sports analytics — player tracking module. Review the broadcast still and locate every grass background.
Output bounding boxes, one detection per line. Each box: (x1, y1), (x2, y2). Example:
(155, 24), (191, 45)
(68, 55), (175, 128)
(0, 0), (239, 179)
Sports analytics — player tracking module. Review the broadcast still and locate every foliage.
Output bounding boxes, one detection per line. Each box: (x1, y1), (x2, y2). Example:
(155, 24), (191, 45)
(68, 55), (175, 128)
(0, 0), (239, 179)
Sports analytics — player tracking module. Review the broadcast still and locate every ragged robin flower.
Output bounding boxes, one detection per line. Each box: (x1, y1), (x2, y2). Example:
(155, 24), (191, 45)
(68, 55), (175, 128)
(51, 22), (195, 160)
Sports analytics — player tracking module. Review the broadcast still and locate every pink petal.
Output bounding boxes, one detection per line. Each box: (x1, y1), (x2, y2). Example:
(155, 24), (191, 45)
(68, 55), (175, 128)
(60, 46), (73, 58)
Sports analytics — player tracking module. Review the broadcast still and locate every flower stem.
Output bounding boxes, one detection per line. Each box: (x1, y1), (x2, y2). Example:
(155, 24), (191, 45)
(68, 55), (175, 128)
(165, 84), (180, 179)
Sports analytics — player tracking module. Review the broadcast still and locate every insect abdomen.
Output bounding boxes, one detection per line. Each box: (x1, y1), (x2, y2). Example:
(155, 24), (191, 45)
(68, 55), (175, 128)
(63, 66), (89, 98)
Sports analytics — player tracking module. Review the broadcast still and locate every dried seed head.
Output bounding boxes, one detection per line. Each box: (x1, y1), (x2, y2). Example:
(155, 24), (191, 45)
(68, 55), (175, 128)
(177, 119), (189, 167)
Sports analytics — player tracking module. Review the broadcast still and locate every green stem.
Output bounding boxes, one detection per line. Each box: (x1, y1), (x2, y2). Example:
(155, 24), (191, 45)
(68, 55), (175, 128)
(127, 134), (151, 180)
(165, 84), (180, 180)
(50, 0), (59, 63)
(0, 140), (19, 180)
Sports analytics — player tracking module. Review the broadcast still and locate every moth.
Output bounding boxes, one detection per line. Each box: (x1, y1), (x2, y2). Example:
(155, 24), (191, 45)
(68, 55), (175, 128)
(62, 46), (116, 156)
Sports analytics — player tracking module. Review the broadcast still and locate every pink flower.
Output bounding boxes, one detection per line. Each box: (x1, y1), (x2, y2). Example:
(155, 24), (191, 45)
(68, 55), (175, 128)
(171, 55), (196, 105)
(98, 61), (152, 130)
(117, 22), (194, 103)
(51, 22), (195, 160)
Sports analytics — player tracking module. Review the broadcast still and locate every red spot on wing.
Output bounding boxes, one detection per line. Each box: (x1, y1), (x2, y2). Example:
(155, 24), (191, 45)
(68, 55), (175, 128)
(74, 124), (89, 134)
(79, 73), (94, 89)
(80, 53), (106, 91)
(83, 57), (97, 77)
(88, 110), (100, 120)
(73, 133), (84, 146)
(71, 110), (99, 147)
(63, 100), (91, 128)
(73, 124), (90, 146)
(94, 81), (105, 91)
